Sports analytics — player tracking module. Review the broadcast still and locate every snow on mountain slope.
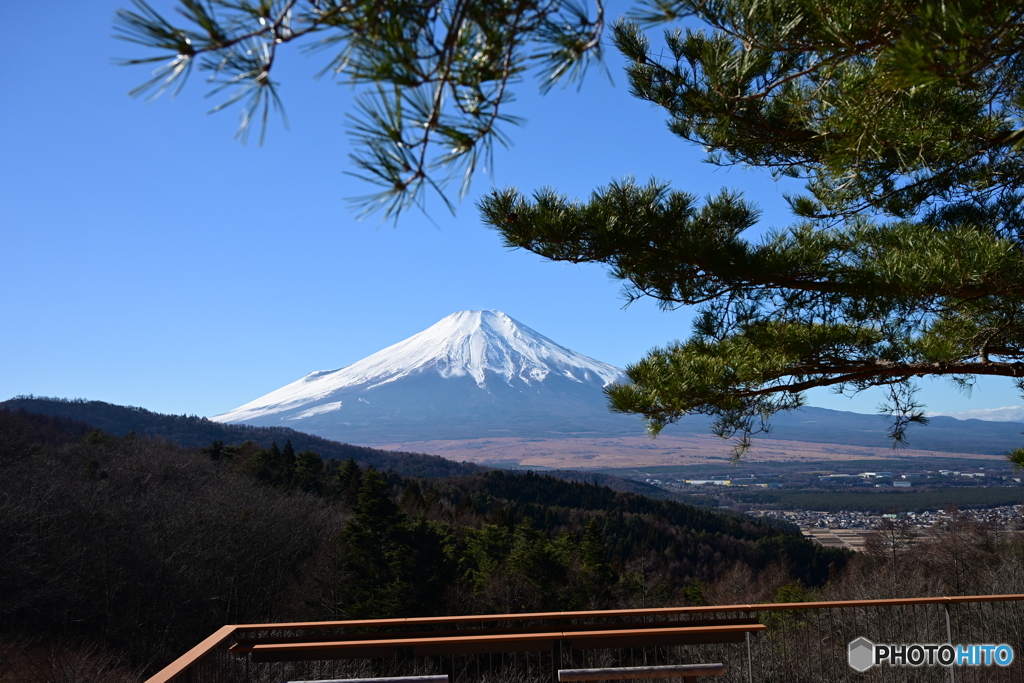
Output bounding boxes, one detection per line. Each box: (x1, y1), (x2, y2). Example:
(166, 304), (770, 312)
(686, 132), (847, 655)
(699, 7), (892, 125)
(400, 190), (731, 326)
(212, 311), (627, 433)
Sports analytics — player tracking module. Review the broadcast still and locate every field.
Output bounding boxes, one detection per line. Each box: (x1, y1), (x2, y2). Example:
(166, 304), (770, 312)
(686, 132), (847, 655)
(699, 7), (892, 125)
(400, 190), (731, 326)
(363, 433), (1005, 469)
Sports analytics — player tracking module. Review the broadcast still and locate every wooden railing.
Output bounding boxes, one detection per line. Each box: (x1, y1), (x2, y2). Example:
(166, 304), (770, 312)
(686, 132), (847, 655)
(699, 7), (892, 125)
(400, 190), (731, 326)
(147, 594), (1024, 683)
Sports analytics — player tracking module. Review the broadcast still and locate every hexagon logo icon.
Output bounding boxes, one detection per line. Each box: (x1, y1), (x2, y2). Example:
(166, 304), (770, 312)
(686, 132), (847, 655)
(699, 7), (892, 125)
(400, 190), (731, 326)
(849, 637), (875, 672)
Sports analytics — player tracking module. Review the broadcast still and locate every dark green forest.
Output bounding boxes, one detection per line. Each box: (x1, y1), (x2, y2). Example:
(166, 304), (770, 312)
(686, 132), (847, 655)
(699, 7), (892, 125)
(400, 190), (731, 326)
(1, 407), (846, 678)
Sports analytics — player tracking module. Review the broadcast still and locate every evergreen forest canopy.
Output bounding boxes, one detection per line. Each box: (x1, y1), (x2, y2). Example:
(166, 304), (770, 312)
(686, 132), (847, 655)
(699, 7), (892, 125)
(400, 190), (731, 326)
(116, 1), (1024, 457)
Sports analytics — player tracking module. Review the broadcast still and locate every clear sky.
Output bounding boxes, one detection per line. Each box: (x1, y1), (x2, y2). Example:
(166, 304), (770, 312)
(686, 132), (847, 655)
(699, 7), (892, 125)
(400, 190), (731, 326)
(2, 1), (1020, 421)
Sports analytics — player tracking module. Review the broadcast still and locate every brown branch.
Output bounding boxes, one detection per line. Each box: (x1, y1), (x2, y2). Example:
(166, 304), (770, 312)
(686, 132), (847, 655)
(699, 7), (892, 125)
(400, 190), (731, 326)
(739, 358), (1024, 398)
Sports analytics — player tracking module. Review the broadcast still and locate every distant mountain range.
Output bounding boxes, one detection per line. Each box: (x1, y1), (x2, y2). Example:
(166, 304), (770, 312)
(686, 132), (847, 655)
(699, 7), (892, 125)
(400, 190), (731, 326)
(209, 310), (1024, 455)
(750, 406), (1024, 455)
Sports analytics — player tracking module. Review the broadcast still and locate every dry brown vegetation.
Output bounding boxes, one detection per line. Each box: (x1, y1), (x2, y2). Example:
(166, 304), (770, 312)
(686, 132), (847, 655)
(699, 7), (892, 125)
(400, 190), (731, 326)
(364, 435), (998, 469)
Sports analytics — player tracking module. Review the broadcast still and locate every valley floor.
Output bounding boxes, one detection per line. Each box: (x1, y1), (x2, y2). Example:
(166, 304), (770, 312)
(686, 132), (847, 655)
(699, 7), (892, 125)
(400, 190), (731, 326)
(361, 433), (1003, 468)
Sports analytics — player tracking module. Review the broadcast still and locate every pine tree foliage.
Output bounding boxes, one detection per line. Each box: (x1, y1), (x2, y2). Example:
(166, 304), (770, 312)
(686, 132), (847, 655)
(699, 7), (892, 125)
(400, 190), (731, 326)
(478, 0), (1024, 455)
(115, 0), (606, 217)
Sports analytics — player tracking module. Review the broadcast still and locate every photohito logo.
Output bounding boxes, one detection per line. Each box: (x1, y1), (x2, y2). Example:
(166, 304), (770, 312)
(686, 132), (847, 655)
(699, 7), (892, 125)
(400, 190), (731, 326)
(848, 637), (1014, 671)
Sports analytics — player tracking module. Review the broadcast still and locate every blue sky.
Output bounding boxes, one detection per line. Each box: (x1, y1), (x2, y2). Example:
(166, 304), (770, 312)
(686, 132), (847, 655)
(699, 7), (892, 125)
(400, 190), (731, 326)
(2, 1), (1020, 420)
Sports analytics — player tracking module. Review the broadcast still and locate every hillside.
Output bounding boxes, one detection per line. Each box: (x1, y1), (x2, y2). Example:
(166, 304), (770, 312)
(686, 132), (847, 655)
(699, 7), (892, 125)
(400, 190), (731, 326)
(1, 397), (678, 496)
(0, 396), (481, 478)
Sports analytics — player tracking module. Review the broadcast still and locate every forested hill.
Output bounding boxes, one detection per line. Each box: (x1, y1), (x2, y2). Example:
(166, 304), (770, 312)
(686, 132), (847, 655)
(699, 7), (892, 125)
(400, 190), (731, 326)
(447, 470), (783, 538)
(1, 396), (481, 478)
(424, 470), (819, 585)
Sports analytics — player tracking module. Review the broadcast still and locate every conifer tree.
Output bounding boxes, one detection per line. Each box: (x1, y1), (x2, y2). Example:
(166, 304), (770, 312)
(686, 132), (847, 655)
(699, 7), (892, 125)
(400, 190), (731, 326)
(338, 467), (406, 617)
(478, 0), (1024, 455)
(281, 440), (296, 470)
(335, 458), (363, 507)
(580, 517), (615, 604)
(293, 449), (323, 493)
(582, 518), (612, 580)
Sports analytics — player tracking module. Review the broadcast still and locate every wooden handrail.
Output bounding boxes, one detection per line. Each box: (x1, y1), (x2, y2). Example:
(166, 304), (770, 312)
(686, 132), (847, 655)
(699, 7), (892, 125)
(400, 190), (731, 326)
(240, 624), (766, 655)
(145, 625), (237, 683)
(145, 593), (1024, 683)
(231, 592), (1024, 630)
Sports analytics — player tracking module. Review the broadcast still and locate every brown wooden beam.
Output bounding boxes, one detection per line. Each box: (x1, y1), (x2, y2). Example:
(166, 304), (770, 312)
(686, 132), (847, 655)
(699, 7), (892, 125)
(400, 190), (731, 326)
(558, 664), (726, 681)
(244, 624), (765, 662)
(283, 677), (448, 683)
(232, 593), (1024, 632)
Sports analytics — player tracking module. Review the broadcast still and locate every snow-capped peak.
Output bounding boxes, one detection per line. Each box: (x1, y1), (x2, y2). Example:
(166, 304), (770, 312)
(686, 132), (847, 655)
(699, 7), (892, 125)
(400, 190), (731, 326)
(212, 310), (625, 424)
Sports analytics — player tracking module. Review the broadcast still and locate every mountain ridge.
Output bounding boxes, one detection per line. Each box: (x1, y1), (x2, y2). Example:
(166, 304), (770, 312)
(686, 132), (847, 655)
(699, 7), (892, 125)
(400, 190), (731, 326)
(0, 396), (671, 496)
(0, 396), (481, 478)
(212, 310), (638, 441)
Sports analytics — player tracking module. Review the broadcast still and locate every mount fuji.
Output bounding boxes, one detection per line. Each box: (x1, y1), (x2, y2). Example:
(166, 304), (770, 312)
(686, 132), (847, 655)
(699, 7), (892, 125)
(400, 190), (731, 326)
(212, 310), (644, 442)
